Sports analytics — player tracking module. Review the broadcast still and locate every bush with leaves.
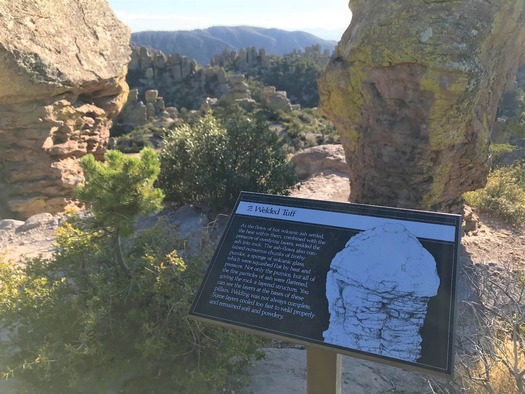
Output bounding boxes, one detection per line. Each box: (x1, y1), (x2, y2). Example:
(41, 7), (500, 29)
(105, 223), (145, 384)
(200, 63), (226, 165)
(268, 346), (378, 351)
(158, 106), (297, 211)
(490, 143), (518, 168)
(0, 220), (263, 393)
(464, 164), (525, 224)
(77, 148), (164, 276)
(0, 147), (264, 393)
(110, 124), (168, 153)
(265, 107), (339, 152)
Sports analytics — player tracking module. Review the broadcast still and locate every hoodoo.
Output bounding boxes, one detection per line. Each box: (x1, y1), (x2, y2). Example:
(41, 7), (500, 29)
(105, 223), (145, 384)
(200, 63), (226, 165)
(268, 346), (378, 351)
(0, 0), (131, 218)
(319, 0), (525, 211)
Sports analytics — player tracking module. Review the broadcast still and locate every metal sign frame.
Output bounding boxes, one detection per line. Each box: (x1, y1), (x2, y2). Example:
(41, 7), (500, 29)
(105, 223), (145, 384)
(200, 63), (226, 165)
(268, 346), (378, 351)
(190, 192), (461, 377)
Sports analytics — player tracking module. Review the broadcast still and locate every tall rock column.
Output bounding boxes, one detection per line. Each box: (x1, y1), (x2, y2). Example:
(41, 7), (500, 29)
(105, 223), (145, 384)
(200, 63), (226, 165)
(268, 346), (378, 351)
(319, 0), (525, 212)
(0, 0), (131, 219)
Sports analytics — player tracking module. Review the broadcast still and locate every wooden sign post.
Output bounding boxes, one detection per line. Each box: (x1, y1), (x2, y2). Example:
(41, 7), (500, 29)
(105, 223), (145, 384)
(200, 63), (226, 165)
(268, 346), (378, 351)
(307, 347), (342, 394)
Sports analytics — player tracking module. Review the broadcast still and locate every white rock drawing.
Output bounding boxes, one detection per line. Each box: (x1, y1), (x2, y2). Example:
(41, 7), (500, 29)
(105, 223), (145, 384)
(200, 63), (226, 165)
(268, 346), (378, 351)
(323, 223), (440, 362)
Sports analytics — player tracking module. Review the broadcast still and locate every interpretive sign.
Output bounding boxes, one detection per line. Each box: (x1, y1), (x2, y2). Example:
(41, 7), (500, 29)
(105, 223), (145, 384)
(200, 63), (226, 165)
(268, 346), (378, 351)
(189, 192), (461, 376)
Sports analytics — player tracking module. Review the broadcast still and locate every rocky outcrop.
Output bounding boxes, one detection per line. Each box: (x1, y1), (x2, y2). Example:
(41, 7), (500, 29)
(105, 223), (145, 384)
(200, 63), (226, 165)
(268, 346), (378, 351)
(115, 89), (148, 128)
(129, 46), (199, 87)
(0, 0), (131, 219)
(127, 46), (228, 110)
(291, 144), (348, 179)
(114, 88), (181, 134)
(261, 86), (300, 113)
(212, 47), (270, 71)
(219, 74), (256, 107)
(319, 0), (525, 212)
(128, 45), (307, 113)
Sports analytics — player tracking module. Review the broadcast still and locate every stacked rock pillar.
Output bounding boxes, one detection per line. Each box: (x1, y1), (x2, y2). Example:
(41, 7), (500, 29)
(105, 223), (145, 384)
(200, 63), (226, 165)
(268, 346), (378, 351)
(0, 0), (131, 219)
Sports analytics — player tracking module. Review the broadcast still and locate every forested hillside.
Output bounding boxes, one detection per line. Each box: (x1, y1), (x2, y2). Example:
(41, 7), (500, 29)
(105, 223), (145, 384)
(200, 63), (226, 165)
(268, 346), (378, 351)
(131, 26), (336, 64)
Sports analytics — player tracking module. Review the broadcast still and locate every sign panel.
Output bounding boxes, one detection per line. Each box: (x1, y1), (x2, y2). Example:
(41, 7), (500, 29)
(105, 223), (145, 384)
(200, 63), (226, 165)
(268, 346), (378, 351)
(189, 192), (461, 376)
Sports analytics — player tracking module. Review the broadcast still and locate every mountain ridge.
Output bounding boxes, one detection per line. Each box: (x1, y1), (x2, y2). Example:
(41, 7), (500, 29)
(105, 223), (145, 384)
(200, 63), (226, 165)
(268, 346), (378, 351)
(131, 26), (337, 64)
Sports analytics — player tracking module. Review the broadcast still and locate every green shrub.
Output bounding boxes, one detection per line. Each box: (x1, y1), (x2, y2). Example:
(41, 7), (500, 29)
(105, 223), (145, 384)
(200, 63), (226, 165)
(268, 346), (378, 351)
(257, 107), (339, 152)
(491, 143), (516, 158)
(111, 124), (168, 153)
(0, 147), (264, 392)
(0, 219), (263, 393)
(490, 143), (518, 168)
(464, 165), (525, 224)
(77, 148), (164, 276)
(158, 107), (297, 211)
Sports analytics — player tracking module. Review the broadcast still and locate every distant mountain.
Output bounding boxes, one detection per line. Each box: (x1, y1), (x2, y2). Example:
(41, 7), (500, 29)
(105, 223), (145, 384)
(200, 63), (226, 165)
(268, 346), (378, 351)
(131, 26), (337, 65)
(302, 27), (346, 41)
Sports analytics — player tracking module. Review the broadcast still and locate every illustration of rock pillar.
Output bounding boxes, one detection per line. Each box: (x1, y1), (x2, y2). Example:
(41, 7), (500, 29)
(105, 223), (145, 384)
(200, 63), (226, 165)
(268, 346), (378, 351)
(323, 224), (440, 362)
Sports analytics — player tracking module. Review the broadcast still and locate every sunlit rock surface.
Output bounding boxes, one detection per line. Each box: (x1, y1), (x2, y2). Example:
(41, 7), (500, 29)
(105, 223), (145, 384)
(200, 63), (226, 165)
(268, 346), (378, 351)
(323, 224), (439, 362)
(0, 0), (130, 219)
(319, 0), (525, 212)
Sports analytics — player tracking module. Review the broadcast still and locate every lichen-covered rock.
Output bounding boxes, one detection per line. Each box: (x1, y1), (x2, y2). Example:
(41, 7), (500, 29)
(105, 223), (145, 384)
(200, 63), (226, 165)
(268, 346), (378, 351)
(319, 0), (525, 212)
(0, 0), (131, 219)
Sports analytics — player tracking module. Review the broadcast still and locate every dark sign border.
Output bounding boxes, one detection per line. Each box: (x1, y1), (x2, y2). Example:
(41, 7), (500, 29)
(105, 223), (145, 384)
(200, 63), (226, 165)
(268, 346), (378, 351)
(189, 192), (461, 377)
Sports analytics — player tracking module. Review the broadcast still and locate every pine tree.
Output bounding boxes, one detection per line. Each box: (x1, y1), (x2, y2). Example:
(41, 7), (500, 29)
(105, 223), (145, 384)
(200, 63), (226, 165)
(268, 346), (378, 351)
(76, 147), (164, 275)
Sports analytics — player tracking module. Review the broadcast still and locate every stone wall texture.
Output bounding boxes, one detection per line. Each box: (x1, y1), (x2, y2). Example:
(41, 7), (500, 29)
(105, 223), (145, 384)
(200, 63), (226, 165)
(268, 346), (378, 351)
(319, 0), (525, 212)
(0, 0), (131, 219)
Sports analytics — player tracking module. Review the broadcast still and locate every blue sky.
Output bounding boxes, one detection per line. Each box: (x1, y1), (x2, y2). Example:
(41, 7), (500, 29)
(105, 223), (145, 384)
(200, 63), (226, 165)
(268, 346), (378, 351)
(107, 0), (352, 40)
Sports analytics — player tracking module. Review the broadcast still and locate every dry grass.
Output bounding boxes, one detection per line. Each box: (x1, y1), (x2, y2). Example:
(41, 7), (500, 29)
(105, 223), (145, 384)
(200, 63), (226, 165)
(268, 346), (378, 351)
(461, 340), (525, 394)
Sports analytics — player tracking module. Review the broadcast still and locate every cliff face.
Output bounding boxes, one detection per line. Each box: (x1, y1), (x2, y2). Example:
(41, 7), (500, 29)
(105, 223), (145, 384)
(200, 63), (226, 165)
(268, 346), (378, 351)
(0, 0), (131, 219)
(319, 0), (525, 212)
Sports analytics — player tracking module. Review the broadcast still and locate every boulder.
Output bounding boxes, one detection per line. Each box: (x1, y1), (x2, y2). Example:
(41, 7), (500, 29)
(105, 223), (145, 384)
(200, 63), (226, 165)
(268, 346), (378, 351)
(261, 86), (297, 113)
(291, 144), (348, 179)
(319, 0), (525, 212)
(220, 74), (253, 105)
(115, 89), (148, 127)
(0, 219), (25, 231)
(0, 0), (131, 219)
(17, 213), (55, 232)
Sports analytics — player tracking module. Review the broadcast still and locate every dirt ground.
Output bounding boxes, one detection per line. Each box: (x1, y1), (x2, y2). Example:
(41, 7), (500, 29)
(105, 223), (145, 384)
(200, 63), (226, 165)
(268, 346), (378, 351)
(292, 173), (525, 270)
(2, 172), (524, 269)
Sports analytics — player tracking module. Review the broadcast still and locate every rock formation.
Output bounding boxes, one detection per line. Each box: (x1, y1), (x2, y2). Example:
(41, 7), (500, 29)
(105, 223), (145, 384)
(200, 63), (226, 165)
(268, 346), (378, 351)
(323, 224), (440, 362)
(319, 0), (525, 212)
(129, 46), (199, 88)
(291, 144), (348, 179)
(127, 46), (229, 110)
(127, 45), (305, 112)
(219, 74), (255, 107)
(212, 47), (270, 71)
(0, 0), (131, 219)
(261, 86), (300, 113)
(115, 89), (148, 128)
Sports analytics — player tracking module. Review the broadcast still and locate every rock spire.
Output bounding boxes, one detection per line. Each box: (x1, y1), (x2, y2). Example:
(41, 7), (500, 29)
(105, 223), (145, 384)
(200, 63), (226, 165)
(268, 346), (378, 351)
(319, 0), (525, 211)
(0, 0), (131, 218)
